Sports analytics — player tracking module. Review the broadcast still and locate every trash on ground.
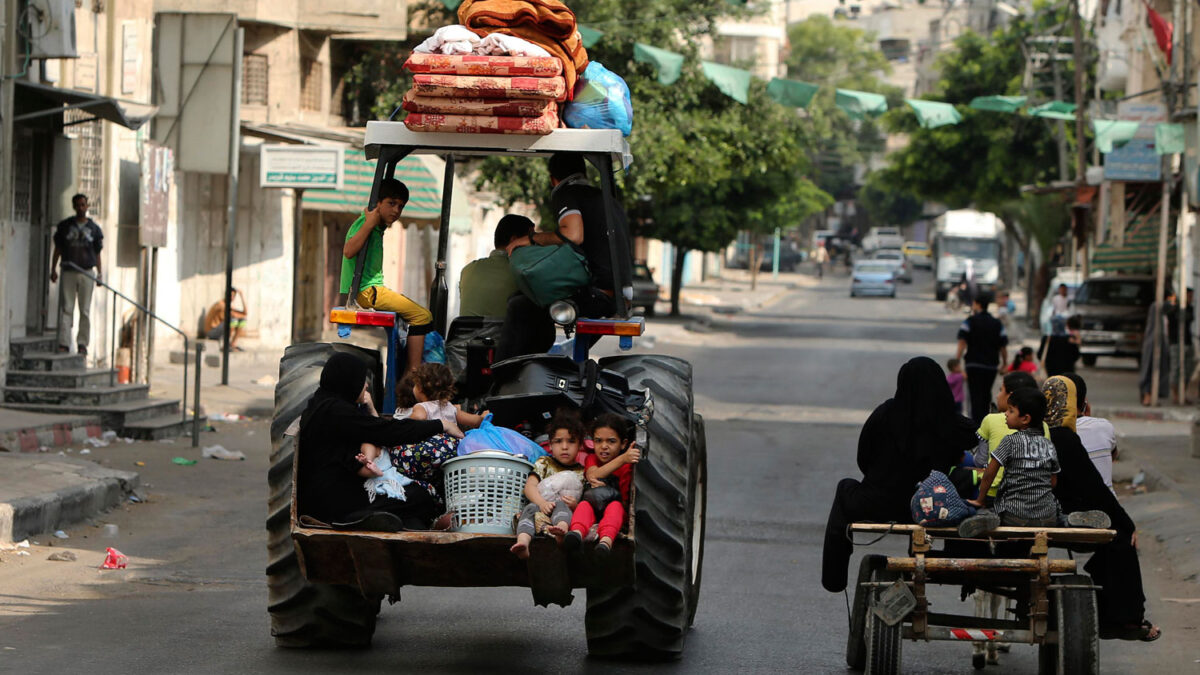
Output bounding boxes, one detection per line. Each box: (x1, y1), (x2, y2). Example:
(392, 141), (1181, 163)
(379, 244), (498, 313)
(171, 457), (198, 466)
(15, 551), (29, 556)
(209, 412), (251, 422)
(83, 437), (108, 448)
(254, 375), (276, 387)
(101, 430), (117, 441)
(128, 493), (143, 504)
(202, 445), (246, 461)
(100, 547), (128, 569)
(0, 540), (30, 551)
(134, 461), (145, 467)
(79, 449), (91, 455)
(1132, 470), (1146, 487)
(53, 530), (68, 539)
(47, 551), (76, 562)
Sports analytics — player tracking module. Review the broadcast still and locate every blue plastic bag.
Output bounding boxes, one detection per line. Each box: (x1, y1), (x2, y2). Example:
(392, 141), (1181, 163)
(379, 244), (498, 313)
(910, 470), (976, 527)
(457, 413), (545, 463)
(422, 330), (446, 364)
(562, 62), (633, 136)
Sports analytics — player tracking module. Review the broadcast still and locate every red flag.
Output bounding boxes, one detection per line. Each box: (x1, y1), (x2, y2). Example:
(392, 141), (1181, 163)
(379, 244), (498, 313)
(1143, 0), (1173, 65)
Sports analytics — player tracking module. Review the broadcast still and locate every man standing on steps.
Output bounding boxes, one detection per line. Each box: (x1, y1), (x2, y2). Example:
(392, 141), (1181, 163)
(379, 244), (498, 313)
(956, 292), (1008, 424)
(50, 193), (103, 355)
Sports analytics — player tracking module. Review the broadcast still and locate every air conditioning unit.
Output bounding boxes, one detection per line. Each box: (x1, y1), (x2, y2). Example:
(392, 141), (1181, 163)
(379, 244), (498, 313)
(24, 0), (78, 59)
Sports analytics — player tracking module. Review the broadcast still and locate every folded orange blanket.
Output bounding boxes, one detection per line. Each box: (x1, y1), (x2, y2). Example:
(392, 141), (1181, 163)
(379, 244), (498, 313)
(404, 53), (563, 77)
(457, 0), (588, 96)
(404, 106), (560, 135)
(411, 73), (567, 100)
(457, 0), (576, 40)
(402, 90), (556, 117)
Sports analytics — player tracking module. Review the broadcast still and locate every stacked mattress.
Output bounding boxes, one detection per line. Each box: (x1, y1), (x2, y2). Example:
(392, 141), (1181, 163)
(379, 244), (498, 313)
(402, 53), (566, 135)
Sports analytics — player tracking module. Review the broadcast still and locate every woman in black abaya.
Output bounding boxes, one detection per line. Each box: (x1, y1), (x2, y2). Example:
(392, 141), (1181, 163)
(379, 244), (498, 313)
(1047, 374), (1161, 642)
(822, 356), (978, 592)
(296, 352), (453, 530)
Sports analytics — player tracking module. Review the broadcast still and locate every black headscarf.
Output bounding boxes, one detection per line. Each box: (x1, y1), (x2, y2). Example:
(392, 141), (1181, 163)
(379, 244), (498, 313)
(300, 352), (369, 434)
(857, 356), (977, 493)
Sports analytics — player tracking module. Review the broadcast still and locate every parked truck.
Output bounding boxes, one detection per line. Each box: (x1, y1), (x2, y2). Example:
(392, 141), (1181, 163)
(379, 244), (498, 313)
(930, 210), (1005, 301)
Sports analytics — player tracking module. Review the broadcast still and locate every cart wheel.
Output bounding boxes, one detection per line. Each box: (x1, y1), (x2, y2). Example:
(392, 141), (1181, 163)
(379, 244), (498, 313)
(847, 555), (888, 670)
(864, 567), (902, 675)
(1038, 574), (1099, 674)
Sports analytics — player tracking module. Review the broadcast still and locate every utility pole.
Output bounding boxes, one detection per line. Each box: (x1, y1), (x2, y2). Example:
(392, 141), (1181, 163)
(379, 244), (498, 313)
(1071, 0), (1090, 278)
(1151, 0), (1181, 406)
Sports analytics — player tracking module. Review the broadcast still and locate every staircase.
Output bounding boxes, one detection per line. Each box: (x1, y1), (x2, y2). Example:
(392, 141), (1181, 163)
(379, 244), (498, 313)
(3, 335), (190, 440)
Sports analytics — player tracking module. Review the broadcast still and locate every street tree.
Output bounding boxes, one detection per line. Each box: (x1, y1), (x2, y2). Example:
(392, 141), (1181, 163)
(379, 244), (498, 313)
(876, 19), (1067, 313)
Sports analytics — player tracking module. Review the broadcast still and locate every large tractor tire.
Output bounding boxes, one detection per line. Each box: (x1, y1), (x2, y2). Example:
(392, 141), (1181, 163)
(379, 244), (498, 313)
(267, 342), (384, 648)
(586, 355), (706, 660)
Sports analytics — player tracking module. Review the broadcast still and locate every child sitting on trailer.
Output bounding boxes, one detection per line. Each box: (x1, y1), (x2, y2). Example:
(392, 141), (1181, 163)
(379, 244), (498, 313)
(565, 413), (640, 555)
(510, 409), (586, 560)
(961, 388), (1109, 536)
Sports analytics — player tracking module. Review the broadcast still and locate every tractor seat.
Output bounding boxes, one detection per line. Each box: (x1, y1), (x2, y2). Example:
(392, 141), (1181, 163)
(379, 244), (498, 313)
(329, 306), (401, 328)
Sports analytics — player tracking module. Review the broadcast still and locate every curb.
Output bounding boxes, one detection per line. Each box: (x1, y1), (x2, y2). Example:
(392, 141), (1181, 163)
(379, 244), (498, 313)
(0, 455), (139, 544)
(0, 415), (103, 453)
(1093, 406), (1199, 424)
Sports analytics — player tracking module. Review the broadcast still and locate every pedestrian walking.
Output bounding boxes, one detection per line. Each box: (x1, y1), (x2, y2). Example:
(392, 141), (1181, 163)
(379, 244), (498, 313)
(813, 244), (829, 279)
(956, 292), (1008, 424)
(50, 193), (103, 355)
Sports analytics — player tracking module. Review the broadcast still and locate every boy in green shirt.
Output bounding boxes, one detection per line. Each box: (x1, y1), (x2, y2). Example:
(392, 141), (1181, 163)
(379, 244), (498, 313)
(341, 179), (432, 373)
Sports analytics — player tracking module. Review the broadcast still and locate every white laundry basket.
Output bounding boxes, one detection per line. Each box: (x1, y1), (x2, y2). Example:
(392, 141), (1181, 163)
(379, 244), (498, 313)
(441, 451), (533, 535)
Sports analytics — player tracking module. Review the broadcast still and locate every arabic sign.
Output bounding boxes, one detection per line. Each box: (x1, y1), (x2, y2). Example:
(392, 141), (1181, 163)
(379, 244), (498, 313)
(260, 146), (344, 190)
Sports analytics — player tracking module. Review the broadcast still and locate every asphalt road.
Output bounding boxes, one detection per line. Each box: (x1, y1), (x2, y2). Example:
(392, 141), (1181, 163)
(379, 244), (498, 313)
(0, 267), (1190, 673)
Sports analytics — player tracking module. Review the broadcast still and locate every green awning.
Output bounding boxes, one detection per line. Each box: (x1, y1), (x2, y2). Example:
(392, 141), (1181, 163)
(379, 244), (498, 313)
(767, 78), (819, 108)
(701, 61), (751, 105)
(968, 95), (1027, 113)
(1028, 101), (1077, 121)
(578, 25), (604, 49)
(1156, 123), (1186, 154)
(634, 43), (685, 86)
(1093, 119), (1139, 153)
(303, 149), (441, 220)
(906, 99), (962, 129)
(835, 88), (888, 120)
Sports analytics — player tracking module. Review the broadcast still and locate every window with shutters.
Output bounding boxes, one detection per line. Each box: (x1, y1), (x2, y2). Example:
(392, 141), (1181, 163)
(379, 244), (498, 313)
(301, 58), (323, 111)
(242, 53), (269, 106)
(63, 109), (103, 212)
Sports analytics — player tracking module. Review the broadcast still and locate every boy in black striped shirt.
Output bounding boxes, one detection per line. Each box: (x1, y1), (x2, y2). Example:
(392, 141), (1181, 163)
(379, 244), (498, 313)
(961, 388), (1109, 535)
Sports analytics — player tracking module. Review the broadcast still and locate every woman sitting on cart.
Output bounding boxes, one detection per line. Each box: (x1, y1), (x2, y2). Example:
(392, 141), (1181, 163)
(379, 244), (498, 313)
(296, 352), (460, 531)
(1045, 374), (1162, 642)
(821, 356), (978, 593)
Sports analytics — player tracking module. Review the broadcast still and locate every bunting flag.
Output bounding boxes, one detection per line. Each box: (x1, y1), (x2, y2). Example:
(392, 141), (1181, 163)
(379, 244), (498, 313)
(1155, 123), (1185, 154)
(906, 99), (962, 129)
(836, 89), (888, 120)
(634, 43), (685, 86)
(1093, 119), (1139, 153)
(1143, 0), (1174, 65)
(701, 61), (751, 104)
(767, 78), (819, 108)
(1028, 101), (1077, 120)
(577, 25), (604, 49)
(969, 95), (1027, 113)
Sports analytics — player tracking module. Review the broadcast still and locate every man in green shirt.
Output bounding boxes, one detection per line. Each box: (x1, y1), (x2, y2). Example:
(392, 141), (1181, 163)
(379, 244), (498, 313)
(458, 214), (533, 318)
(341, 179), (433, 373)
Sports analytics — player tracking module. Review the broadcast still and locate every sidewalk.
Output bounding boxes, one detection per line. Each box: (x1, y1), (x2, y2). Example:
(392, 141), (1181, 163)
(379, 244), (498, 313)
(0, 452), (139, 544)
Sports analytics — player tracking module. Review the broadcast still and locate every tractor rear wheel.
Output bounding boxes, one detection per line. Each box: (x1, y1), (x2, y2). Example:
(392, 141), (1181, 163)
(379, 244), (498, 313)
(267, 342), (384, 648)
(586, 355), (705, 660)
